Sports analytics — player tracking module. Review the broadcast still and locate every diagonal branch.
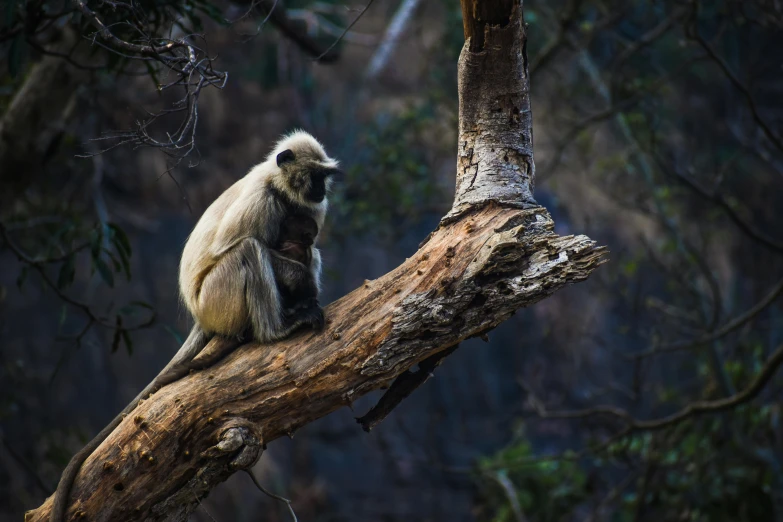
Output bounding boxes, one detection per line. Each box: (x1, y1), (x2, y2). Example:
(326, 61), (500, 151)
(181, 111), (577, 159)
(630, 274), (783, 360)
(525, 342), (783, 432)
(27, 2), (606, 520)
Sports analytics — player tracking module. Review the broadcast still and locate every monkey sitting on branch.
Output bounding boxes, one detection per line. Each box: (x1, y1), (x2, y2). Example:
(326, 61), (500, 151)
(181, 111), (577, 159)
(50, 131), (341, 522)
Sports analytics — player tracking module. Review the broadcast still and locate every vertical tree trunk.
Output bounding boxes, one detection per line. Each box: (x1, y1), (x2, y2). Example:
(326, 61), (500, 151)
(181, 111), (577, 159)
(449, 0), (535, 222)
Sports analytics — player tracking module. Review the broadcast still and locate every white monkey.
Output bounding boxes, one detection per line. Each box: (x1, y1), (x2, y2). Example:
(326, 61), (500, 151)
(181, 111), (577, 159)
(50, 130), (340, 522)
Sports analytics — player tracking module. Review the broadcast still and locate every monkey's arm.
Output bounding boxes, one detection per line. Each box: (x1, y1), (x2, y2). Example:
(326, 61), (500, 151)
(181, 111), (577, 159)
(238, 238), (322, 339)
(270, 251), (318, 302)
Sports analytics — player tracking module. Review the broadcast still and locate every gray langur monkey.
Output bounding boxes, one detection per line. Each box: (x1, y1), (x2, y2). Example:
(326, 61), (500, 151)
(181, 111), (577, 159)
(50, 131), (339, 522)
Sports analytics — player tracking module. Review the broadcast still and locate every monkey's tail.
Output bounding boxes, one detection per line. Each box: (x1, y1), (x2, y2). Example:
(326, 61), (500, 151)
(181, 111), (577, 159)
(49, 326), (210, 522)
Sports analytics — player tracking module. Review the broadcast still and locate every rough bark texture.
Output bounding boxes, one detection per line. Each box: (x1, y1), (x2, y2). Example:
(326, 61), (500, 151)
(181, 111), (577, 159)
(27, 2), (607, 520)
(448, 0), (535, 223)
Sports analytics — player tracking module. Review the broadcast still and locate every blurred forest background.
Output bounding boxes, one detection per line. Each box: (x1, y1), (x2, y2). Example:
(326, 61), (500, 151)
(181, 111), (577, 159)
(2, 0), (783, 520)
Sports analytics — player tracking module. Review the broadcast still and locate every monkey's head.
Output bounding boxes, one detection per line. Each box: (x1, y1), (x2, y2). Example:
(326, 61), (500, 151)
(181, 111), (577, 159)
(267, 130), (341, 206)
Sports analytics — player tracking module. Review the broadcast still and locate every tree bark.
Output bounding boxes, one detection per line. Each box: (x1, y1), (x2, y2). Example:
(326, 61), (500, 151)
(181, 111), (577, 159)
(27, 2), (607, 520)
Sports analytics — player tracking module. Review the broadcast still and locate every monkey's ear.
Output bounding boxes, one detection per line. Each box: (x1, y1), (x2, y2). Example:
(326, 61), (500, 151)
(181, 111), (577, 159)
(277, 149), (295, 167)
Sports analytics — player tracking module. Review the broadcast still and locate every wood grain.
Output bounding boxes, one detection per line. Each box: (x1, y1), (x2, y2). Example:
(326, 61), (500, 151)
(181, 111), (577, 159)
(28, 2), (608, 520)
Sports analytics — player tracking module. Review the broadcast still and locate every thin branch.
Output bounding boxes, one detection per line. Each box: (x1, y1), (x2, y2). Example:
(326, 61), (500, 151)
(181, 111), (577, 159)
(192, 491), (220, 522)
(245, 470), (298, 522)
(231, 0), (279, 41)
(242, 0), (341, 62)
(527, 343), (783, 432)
(313, 0), (376, 62)
(286, 9), (377, 45)
(665, 165), (783, 254)
(610, 9), (684, 73)
(688, 15), (783, 155)
(0, 222), (155, 333)
(72, 0), (186, 55)
(529, 0), (585, 75)
(539, 58), (704, 180)
(630, 273), (783, 359)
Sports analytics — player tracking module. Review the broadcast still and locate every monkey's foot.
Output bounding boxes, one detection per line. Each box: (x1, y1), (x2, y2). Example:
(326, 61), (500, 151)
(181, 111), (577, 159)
(303, 305), (325, 331)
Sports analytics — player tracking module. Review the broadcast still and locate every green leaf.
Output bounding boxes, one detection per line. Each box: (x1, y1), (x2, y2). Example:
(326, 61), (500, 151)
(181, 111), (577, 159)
(111, 316), (123, 353)
(163, 324), (184, 345)
(90, 229), (103, 260)
(108, 223), (132, 257)
(106, 250), (122, 273)
(95, 258), (115, 287)
(58, 255), (76, 289)
(121, 330), (133, 356)
(58, 304), (68, 329)
(16, 266), (28, 291)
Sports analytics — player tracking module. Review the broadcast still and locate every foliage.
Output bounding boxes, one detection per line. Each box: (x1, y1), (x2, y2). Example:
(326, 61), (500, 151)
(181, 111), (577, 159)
(474, 0), (783, 520)
(331, 103), (445, 241)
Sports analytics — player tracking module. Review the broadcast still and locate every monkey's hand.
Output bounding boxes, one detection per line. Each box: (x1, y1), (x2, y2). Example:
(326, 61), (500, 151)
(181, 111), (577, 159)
(302, 303), (325, 331)
(283, 299), (324, 332)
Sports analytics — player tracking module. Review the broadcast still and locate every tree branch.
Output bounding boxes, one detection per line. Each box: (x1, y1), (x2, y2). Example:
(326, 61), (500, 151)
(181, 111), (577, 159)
(27, 2), (606, 520)
(356, 344), (458, 432)
(630, 273), (783, 359)
(525, 342), (783, 432)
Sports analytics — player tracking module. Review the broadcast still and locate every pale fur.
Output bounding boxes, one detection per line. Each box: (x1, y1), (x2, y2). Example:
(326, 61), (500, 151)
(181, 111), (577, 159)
(179, 129), (335, 341)
(50, 131), (336, 522)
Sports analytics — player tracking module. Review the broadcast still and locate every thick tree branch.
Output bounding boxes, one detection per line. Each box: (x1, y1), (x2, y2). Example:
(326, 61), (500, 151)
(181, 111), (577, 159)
(28, 2), (606, 520)
(356, 344), (459, 432)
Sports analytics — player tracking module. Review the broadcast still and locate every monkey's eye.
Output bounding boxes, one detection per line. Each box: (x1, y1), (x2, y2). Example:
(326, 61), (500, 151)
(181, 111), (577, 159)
(277, 149), (295, 167)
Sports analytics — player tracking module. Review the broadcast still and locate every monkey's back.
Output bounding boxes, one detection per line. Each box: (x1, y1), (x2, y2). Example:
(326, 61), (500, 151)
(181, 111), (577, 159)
(178, 166), (272, 332)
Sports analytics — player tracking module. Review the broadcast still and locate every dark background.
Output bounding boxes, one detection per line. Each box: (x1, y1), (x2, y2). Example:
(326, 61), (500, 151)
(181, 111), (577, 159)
(2, 1), (783, 520)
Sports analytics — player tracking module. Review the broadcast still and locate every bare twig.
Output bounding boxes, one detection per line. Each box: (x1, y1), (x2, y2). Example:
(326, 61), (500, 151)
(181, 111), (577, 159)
(631, 274), (783, 359)
(539, 58), (704, 180)
(313, 0), (376, 62)
(610, 9), (684, 73)
(664, 165), (783, 254)
(192, 492), (220, 522)
(526, 343), (783, 432)
(235, 0), (342, 62)
(245, 470), (298, 522)
(0, 223), (155, 334)
(688, 15), (783, 155)
(67, 0), (228, 169)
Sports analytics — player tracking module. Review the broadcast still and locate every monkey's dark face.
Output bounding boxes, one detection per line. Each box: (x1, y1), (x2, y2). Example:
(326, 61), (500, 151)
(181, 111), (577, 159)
(277, 149), (340, 204)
